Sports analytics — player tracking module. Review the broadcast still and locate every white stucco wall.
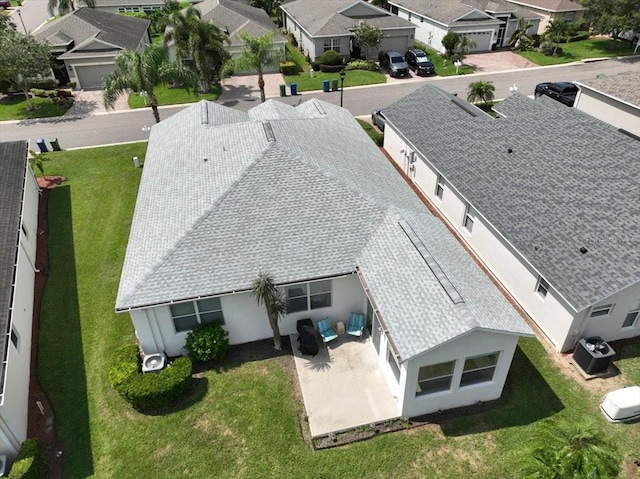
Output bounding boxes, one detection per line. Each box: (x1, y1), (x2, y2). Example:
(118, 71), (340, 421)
(131, 274), (367, 356)
(580, 282), (640, 343)
(396, 8), (448, 53)
(0, 168), (39, 461)
(574, 89), (640, 137)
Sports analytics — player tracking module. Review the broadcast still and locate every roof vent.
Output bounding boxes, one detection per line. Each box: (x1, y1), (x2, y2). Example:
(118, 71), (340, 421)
(203, 157), (208, 162)
(507, 148), (514, 153)
(262, 121), (276, 142)
(580, 246), (588, 254)
(200, 102), (209, 125)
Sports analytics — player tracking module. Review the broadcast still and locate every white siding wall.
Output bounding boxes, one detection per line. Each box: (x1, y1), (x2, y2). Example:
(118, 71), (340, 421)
(574, 90), (640, 137)
(131, 274), (366, 356)
(0, 169), (39, 461)
(581, 282), (640, 343)
(396, 8), (448, 53)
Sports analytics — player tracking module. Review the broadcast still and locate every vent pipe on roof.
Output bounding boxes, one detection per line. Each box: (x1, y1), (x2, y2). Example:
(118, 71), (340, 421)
(580, 247), (588, 254)
(262, 121), (276, 142)
(200, 102), (209, 125)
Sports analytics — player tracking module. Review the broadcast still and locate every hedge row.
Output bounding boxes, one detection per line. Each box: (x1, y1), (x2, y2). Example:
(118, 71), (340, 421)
(109, 345), (193, 411)
(279, 61), (299, 76)
(7, 439), (47, 479)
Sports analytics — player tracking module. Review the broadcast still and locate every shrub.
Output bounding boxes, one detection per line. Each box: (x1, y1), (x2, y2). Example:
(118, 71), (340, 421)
(57, 89), (73, 98)
(319, 50), (342, 65)
(29, 78), (59, 90)
(109, 344), (193, 411)
(346, 59), (378, 71)
(320, 64), (344, 73)
(568, 31), (590, 42)
(66, 81), (76, 89)
(184, 322), (229, 362)
(287, 32), (298, 48)
(8, 438), (47, 479)
(29, 88), (46, 98)
(279, 61), (298, 75)
(310, 61), (320, 71)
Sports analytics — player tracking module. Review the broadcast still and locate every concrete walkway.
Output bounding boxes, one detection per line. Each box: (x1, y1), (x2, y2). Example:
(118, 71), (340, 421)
(218, 72), (285, 102)
(292, 333), (399, 437)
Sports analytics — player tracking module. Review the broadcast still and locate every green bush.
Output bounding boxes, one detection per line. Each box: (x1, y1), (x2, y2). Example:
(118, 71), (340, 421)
(8, 438), (47, 479)
(29, 78), (58, 90)
(66, 81), (76, 89)
(310, 61), (320, 71)
(319, 50), (342, 65)
(109, 345), (193, 411)
(568, 31), (590, 42)
(346, 59), (378, 71)
(279, 61), (299, 76)
(320, 64), (344, 73)
(29, 89), (46, 98)
(184, 322), (229, 362)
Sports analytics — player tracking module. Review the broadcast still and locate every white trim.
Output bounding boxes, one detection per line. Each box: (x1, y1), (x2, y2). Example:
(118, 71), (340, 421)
(589, 304), (614, 319)
(621, 310), (639, 329)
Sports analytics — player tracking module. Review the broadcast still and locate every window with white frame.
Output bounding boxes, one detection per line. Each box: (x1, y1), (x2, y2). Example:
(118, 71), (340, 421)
(460, 352), (499, 387)
(388, 347), (401, 382)
(536, 276), (549, 298)
(416, 361), (455, 396)
(118, 6), (140, 12)
(10, 327), (19, 350)
(622, 311), (639, 328)
(323, 38), (341, 53)
(590, 304), (613, 319)
(435, 174), (445, 199)
(563, 12), (575, 22)
(463, 203), (476, 232)
(286, 280), (332, 313)
(170, 297), (224, 333)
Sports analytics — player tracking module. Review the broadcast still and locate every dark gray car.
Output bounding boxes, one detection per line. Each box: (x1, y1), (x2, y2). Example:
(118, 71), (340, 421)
(378, 51), (409, 77)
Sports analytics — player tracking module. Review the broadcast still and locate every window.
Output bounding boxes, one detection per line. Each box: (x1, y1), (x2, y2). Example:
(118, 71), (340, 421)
(286, 280), (332, 313)
(536, 276), (549, 298)
(435, 174), (445, 199)
(463, 203), (476, 232)
(460, 352), (499, 387)
(323, 38), (341, 53)
(388, 347), (401, 382)
(10, 327), (19, 350)
(590, 304), (613, 319)
(118, 6), (139, 12)
(622, 311), (639, 328)
(416, 361), (455, 396)
(563, 12), (575, 22)
(170, 297), (224, 333)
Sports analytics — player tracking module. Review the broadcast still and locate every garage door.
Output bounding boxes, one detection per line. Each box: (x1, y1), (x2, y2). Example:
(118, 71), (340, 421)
(381, 35), (410, 54)
(461, 31), (493, 52)
(75, 64), (116, 90)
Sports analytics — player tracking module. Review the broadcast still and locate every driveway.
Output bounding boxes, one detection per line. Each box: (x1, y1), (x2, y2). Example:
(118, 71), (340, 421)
(65, 90), (130, 116)
(462, 50), (537, 72)
(218, 72), (285, 102)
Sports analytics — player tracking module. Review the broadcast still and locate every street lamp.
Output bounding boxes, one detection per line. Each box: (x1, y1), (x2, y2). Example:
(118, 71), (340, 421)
(339, 68), (346, 107)
(16, 9), (27, 35)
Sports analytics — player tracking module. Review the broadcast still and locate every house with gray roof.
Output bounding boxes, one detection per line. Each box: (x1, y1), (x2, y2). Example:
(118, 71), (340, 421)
(77, 0), (165, 15)
(280, 0), (415, 61)
(0, 141), (39, 468)
(381, 84), (640, 353)
(504, 0), (586, 32)
(382, 0), (541, 53)
(34, 7), (150, 89)
(574, 72), (640, 137)
(116, 98), (533, 418)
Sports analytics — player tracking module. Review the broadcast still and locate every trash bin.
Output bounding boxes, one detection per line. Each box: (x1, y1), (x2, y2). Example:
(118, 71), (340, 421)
(279, 84), (286, 97)
(322, 80), (330, 92)
(36, 138), (48, 153)
(290, 83), (297, 96)
(50, 138), (61, 151)
(331, 79), (339, 91)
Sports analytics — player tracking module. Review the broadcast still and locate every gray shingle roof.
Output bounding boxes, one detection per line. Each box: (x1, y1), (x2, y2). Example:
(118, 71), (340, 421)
(576, 72), (640, 110)
(383, 85), (640, 312)
(35, 7), (149, 52)
(89, 0), (164, 5)
(281, 0), (413, 37)
(0, 140), (29, 397)
(505, 0), (585, 12)
(117, 98), (532, 359)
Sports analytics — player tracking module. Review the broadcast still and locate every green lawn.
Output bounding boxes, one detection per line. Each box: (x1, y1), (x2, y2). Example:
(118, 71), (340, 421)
(0, 95), (70, 121)
(283, 69), (386, 93)
(40, 144), (640, 478)
(127, 84), (221, 108)
(519, 37), (637, 66)
(415, 42), (475, 76)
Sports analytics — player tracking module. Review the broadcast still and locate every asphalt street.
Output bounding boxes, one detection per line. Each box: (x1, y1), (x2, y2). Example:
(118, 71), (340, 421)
(8, 0), (52, 35)
(1, 56), (639, 149)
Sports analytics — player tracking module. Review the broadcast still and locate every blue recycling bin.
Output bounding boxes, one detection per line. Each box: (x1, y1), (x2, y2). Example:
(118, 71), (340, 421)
(36, 138), (48, 153)
(290, 83), (297, 96)
(322, 80), (330, 93)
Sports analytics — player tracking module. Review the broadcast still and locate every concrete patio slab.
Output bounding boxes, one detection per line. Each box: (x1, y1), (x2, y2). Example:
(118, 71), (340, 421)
(292, 333), (400, 437)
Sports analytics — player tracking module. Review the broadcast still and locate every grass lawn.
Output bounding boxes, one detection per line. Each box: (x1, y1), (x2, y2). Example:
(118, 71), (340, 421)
(40, 144), (640, 478)
(616, 342), (640, 385)
(519, 37), (636, 66)
(128, 84), (221, 108)
(415, 42), (475, 76)
(357, 118), (383, 145)
(283, 69), (386, 93)
(0, 95), (70, 121)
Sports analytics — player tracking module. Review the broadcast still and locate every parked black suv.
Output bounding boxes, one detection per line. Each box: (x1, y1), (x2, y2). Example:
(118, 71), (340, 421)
(534, 82), (579, 107)
(405, 49), (435, 76)
(378, 51), (409, 77)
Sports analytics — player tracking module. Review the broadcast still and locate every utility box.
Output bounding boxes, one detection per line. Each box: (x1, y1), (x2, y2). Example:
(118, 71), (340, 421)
(573, 336), (615, 374)
(36, 138), (48, 153)
(600, 386), (640, 422)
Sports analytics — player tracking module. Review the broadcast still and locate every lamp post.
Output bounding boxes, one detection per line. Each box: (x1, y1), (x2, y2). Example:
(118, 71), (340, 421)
(509, 84), (518, 94)
(16, 9), (27, 35)
(339, 68), (346, 107)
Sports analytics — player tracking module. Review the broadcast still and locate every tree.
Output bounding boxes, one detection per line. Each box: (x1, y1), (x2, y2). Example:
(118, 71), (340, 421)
(509, 17), (535, 50)
(47, 0), (94, 16)
(352, 20), (385, 59)
(28, 149), (50, 176)
(581, 0), (640, 41)
(467, 80), (495, 107)
(249, 0), (280, 17)
(442, 31), (460, 58)
(0, 29), (52, 110)
(251, 272), (288, 350)
(149, 0), (181, 35)
(103, 44), (199, 123)
(522, 417), (621, 479)
(545, 20), (574, 55)
(234, 32), (283, 103)
(455, 34), (476, 60)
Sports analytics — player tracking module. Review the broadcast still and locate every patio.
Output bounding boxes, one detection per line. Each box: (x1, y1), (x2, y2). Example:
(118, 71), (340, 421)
(291, 332), (400, 437)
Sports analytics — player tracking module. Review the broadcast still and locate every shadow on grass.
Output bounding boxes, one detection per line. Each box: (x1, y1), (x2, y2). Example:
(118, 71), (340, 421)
(439, 346), (564, 437)
(39, 185), (93, 477)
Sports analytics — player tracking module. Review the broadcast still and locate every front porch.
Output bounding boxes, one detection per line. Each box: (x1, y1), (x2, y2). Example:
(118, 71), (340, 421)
(291, 333), (400, 437)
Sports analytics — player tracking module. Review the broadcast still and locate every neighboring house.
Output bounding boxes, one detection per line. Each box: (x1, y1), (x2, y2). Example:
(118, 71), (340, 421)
(0, 141), (39, 469)
(573, 72), (640, 137)
(280, 0), (416, 61)
(381, 85), (640, 354)
(504, 0), (586, 32)
(382, 0), (541, 53)
(34, 8), (150, 90)
(77, 0), (165, 14)
(115, 99), (533, 418)
(194, 0), (286, 72)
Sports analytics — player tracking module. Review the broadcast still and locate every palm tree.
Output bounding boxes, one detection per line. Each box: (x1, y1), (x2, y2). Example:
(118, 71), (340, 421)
(103, 44), (199, 123)
(251, 272), (288, 350)
(545, 20), (573, 55)
(234, 32), (283, 102)
(163, 6), (201, 61)
(28, 150), (49, 176)
(509, 17), (534, 50)
(467, 80), (495, 107)
(455, 35), (476, 60)
(522, 417), (620, 478)
(48, 0), (94, 16)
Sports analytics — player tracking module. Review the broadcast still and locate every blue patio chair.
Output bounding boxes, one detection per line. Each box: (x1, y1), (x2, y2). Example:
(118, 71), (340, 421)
(317, 317), (338, 344)
(346, 313), (365, 338)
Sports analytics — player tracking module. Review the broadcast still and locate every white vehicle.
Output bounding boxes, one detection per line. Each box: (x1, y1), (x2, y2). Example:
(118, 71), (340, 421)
(600, 386), (640, 422)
